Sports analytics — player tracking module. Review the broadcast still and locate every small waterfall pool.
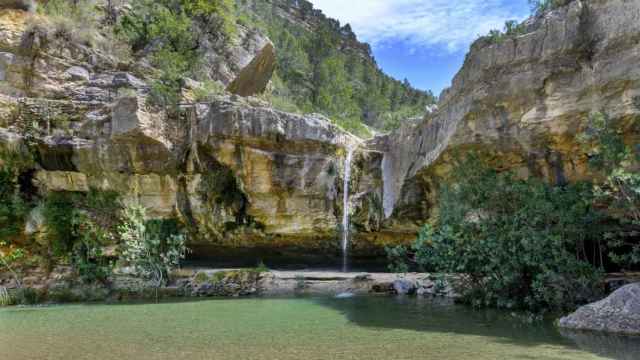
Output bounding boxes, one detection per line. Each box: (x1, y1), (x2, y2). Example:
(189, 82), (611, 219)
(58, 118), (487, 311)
(2, 297), (638, 360)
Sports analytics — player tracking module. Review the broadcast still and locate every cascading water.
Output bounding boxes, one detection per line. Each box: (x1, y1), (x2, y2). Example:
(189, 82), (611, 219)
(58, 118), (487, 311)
(341, 146), (355, 272)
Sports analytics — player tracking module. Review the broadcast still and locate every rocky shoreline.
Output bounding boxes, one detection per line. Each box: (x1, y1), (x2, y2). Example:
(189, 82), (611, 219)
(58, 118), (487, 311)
(0, 267), (460, 304)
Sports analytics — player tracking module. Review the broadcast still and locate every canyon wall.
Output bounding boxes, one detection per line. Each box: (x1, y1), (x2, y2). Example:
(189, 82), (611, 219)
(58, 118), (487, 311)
(374, 0), (640, 229)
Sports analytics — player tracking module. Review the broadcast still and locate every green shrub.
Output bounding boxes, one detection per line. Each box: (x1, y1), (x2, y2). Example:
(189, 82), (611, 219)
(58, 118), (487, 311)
(0, 169), (30, 239)
(579, 112), (640, 269)
(388, 154), (605, 312)
(0, 242), (26, 289)
(42, 190), (120, 281)
(118, 205), (189, 288)
(42, 192), (77, 257)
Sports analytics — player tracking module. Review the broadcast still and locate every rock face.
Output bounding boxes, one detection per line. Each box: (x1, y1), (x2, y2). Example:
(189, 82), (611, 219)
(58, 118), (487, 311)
(2, 0), (640, 261)
(559, 283), (640, 335)
(227, 43), (276, 96)
(0, 5), (391, 260)
(373, 0), (640, 228)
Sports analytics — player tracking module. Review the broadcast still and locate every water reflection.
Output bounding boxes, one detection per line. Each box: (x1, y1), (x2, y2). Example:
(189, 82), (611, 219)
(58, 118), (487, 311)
(560, 329), (640, 360)
(317, 296), (640, 359)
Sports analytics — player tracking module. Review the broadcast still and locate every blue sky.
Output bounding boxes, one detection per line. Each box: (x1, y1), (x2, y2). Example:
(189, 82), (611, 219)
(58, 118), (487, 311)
(310, 0), (532, 95)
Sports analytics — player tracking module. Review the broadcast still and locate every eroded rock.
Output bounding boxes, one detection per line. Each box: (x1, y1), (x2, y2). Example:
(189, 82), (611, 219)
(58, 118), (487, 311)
(227, 43), (276, 97)
(559, 283), (640, 335)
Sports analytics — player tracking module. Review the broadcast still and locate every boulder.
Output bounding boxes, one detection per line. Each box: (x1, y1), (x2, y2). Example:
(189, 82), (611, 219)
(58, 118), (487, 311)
(392, 279), (416, 295)
(65, 66), (90, 82)
(559, 283), (640, 335)
(110, 96), (168, 146)
(227, 43), (276, 97)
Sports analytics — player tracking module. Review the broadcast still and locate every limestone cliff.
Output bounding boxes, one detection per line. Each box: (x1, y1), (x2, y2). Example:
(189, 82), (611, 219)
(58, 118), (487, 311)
(0, 3), (386, 261)
(1, 0), (639, 262)
(374, 0), (640, 229)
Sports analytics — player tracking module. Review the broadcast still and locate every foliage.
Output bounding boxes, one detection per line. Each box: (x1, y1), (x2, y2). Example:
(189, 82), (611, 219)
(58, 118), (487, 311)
(579, 112), (640, 269)
(238, 0), (436, 134)
(71, 212), (113, 283)
(0, 241), (26, 288)
(118, 205), (188, 288)
(41, 190), (120, 282)
(0, 168), (31, 240)
(42, 192), (77, 257)
(388, 154), (605, 312)
(116, 0), (236, 106)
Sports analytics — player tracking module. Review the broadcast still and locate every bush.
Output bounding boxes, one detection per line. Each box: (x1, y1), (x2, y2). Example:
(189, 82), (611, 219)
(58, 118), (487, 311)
(41, 190), (120, 281)
(579, 112), (640, 269)
(0, 169), (30, 240)
(42, 192), (77, 257)
(118, 205), (188, 288)
(388, 154), (605, 312)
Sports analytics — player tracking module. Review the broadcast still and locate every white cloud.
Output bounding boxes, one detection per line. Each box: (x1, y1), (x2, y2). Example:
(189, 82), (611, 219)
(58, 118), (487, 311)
(310, 0), (528, 53)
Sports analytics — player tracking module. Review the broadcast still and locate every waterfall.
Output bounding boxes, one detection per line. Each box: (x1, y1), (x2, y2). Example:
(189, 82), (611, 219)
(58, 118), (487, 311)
(381, 153), (396, 219)
(341, 146), (355, 272)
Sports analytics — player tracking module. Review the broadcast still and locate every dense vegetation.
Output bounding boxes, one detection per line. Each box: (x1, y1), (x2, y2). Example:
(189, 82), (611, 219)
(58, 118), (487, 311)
(237, 0), (436, 136)
(388, 112), (639, 312)
(389, 155), (606, 312)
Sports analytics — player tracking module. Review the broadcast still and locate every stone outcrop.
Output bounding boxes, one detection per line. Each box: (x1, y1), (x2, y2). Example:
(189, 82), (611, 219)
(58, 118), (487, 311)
(559, 283), (640, 335)
(227, 43), (276, 96)
(373, 0), (640, 228)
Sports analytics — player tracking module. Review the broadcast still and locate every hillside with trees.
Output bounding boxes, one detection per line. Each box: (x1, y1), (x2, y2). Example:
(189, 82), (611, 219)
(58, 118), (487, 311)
(237, 0), (437, 136)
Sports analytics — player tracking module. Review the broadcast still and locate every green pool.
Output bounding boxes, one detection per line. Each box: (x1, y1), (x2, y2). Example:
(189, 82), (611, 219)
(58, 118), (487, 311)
(1, 297), (638, 360)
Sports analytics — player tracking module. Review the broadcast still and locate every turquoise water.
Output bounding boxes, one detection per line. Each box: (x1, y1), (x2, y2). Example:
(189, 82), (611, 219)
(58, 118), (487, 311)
(1, 297), (638, 360)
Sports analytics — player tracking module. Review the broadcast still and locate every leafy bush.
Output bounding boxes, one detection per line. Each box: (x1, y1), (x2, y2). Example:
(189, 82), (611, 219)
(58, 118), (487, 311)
(118, 205), (188, 288)
(42, 192), (78, 257)
(0, 169), (30, 240)
(388, 154), (605, 312)
(579, 112), (640, 269)
(0, 241), (26, 289)
(41, 190), (120, 282)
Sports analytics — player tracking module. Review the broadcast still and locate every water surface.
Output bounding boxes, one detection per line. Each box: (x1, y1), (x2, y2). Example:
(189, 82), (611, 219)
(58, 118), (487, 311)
(1, 297), (638, 360)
